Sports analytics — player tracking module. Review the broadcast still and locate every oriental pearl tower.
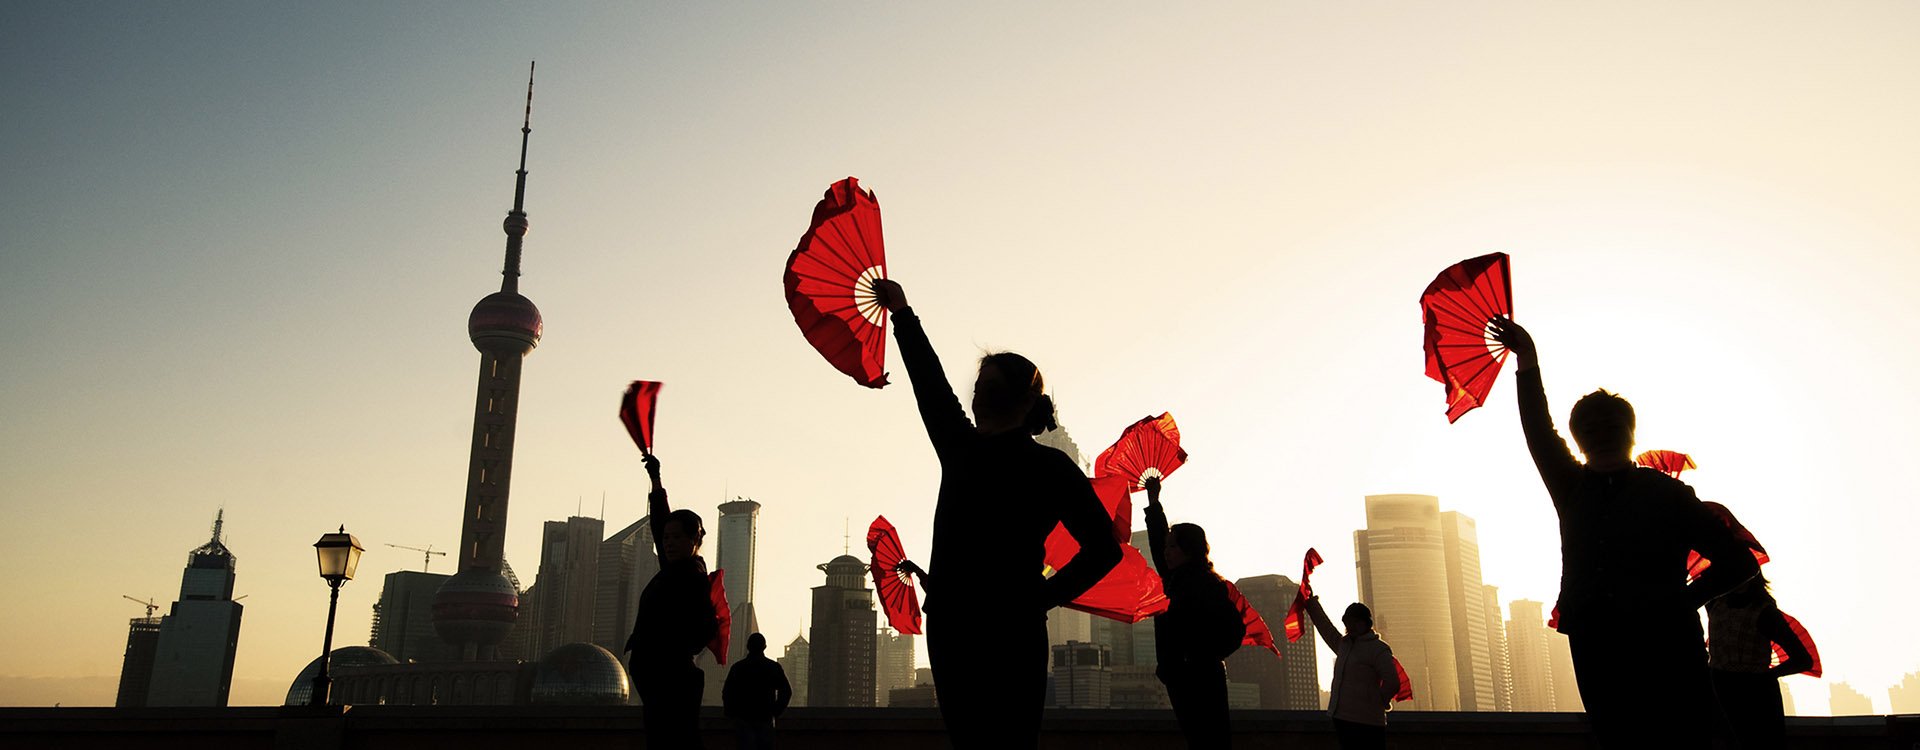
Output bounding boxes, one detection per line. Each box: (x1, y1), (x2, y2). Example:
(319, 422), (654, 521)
(434, 64), (544, 660)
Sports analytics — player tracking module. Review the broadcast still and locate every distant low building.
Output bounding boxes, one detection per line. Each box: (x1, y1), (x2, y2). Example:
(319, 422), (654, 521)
(1831, 682), (1875, 716)
(1110, 665), (1169, 710)
(1049, 641), (1112, 708)
(1226, 681), (1260, 710)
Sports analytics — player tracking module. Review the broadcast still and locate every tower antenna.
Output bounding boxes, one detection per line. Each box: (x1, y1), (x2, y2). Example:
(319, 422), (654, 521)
(843, 517), (850, 555)
(501, 61), (535, 293)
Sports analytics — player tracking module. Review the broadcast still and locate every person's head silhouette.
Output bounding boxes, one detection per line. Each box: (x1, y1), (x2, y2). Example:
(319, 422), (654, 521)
(660, 509), (705, 563)
(1569, 388), (1635, 462)
(1165, 522), (1212, 570)
(746, 632), (767, 656)
(1342, 603), (1374, 636)
(973, 352), (1058, 436)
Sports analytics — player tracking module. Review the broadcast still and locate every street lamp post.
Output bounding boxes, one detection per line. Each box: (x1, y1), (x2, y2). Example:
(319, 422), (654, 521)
(310, 526), (364, 707)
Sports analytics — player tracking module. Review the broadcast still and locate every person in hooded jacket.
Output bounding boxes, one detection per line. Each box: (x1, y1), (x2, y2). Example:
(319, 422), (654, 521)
(1305, 596), (1398, 750)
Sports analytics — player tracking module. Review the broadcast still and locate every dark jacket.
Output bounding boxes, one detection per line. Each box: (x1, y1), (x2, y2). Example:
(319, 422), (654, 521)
(1144, 502), (1244, 668)
(723, 653), (793, 721)
(625, 486), (719, 666)
(891, 308), (1121, 619)
(1514, 367), (1758, 635)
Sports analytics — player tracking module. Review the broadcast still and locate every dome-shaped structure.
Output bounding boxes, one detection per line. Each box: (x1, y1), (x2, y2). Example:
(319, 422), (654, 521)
(819, 554), (868, 589)
(530, 643), (630, 706)
(433, 567), (520, 655)
(284, 646), (398, 706)
(468, 291), (543, 352)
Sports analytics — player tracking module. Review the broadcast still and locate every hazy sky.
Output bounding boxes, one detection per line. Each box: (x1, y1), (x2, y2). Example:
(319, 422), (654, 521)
(4, 2), (1917, 714)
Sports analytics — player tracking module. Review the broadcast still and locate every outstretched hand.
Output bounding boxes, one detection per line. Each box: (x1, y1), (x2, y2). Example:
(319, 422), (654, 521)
(1487, 316), (1538, 370)
(1142, 476), (1163, 505)
(894, 560), (926, 579)
(643, 453), (662, 481)
(870, 278), (908, 312)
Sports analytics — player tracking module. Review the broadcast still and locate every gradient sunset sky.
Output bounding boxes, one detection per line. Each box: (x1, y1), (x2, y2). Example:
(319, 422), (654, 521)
(3, 2), (1917, 713)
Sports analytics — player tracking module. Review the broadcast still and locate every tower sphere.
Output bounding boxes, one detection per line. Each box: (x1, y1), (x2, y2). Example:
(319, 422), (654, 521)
(432, 567), (520, 651)
(468, 291), (543, 352)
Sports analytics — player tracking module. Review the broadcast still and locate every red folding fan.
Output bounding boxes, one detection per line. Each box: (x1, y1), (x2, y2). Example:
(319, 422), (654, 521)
(784, 177), (889, 388)
(708, 571), (730, 665)
(1421, 252), (1513, 423)
(1635, 449), (1697, 479)
(1042, 476), (1169, 623)
(1094, 413), (1190, 491)
(1283, 548), (1324, 643)
(1392, 658), (1414, 702)
(866, 516), (923, 635)
(619, 380), (662, 454)
(1224, 579), (1280, 656)
(1685, 500), (1771, 582)
(1774, 611), (1821, 678)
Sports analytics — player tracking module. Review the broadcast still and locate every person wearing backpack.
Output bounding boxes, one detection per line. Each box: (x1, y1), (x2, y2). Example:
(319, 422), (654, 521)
(1144, 476), (1246, 749)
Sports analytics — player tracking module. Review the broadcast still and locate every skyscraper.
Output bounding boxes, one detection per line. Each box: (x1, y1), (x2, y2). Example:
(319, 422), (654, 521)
(114, 613), (163, 707)
(1354, 494), (1460, 711)
(779, 634), (811, 708)
(1830, 682), (1874, 715)
(808, 555), (876, 707)
(1546, 630), (1582, 712)
(435, 67), (543, 661)
(1224, 574), (1321, 710)
(1505, 600), (1553, 712)
(875, 627), (917, 706)
(1482, 584), (1513, 712)
(370, 571), (455, 664)
(718, 499), (761, 616)
(593, 516), (655, 658)
(1048, 641), (1113, 708)
(530, 516), (603, 657)
(1129, 529), (1158, 669)
(1891, 671), (1920, 714)
(147, 511), (244, 707)
(1439, 511), (1496, 711)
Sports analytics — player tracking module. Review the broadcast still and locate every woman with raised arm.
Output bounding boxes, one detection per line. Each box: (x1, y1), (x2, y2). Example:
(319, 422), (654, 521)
(625, 453), (719, 748)
(1304, 596), (1399, 750)
(1143, 476), (1245, 749)
(870, 278), (1122, 749)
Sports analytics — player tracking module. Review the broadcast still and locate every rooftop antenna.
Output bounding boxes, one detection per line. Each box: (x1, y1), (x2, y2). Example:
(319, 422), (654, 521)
(600, 491), (606, 520)
(501, 61), (534, 293)
(843, 517), (850, 555)
(210, 507), (225, 544)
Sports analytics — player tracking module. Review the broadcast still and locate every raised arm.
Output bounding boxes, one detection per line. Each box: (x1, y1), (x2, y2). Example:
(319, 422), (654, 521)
(1304, 596), (1343, 653)
(1041, 468), (1123, 609)
(872, 279), (973, 457)
(645, 453), (672, 560)
(1490, 318), (1581, 497)
(1143, 477), (1170, 573)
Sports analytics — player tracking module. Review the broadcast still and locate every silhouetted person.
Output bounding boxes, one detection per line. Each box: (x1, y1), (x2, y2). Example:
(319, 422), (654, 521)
(871, 278), (1122, 749)
(625, 453), (718, 749)
(1709, 571), (1811, 748)
(723, 632), (792, 750)
(1304, 597), (1397, 750)
(1143, 476), (1243, 749)
(1490, 319), (1759, 747)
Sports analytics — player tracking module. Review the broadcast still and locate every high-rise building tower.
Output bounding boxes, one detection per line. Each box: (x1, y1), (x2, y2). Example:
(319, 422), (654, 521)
(593, 516), (655, 657)
(1546, 629), (1582, 712)
(808, 555), (876, 707)
(1128, 529), (1159, 668)
(780, 634), (811, 708)
(530, 516), (603, 657)
(147, 511), (245, 706)
(718, 499), (761, 615)
(1830, 682), (1874, 715)
(1224, 574), (1321, 710)
(114, 613), (163, 707)
(370, 571), (455, 664)
(1482, 584), (1513, 712)
(1892, 671), (1920, 714)
(435, 66), (544, 661)
(1439, 511), (1495, 711)
(1505, 600), (1553, 711)
(1048, 641), (1113, 708)
(1354, 494), (1460, 711)
(875, 627), (917, 706)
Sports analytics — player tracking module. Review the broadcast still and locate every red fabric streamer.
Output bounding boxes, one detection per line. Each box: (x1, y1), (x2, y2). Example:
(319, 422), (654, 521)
(1421, 252), (1514, 423)
(1042, 476), (1169, 623)
(1773, 611), (1822, 678)
(1283, 548), (1325, 643)
(1094, 413), (1190, 491)
(1686, 501), (1771, 582)
(1392, 658), (1414, 702)
(1635, 449), (1697, 478)
(866, 516), (923, 635)
(619, 380), (662, 454)
(1224, 579), (1280, 657)
(708, 571), (731, 665)
(784, 177), (890, 388)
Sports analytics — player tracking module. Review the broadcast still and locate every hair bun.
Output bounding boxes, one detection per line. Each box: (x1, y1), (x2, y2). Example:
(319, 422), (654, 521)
(1026, 393), (1059, 435)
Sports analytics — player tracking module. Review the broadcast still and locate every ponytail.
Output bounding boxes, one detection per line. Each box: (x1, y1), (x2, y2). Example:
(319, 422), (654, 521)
(1025, 393), (1059, 436)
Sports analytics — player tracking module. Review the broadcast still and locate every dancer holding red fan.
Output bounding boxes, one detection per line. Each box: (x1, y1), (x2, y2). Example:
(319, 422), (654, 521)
(867, 276), (1120, 748)
(1142, 475), (1245, 749)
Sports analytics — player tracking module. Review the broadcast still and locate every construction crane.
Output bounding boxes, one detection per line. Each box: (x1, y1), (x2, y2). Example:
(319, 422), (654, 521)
(122, 595), (158, 619)
(386, 543), (446, 572)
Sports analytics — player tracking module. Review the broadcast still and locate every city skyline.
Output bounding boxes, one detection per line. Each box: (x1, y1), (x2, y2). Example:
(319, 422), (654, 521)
(5, 3), (1919, 717)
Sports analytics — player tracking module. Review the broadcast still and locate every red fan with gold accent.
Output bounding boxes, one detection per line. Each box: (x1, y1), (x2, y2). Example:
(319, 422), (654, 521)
(707, 571), (730, 665)
(1225, 580), (1280, 657)
(619, 380), (662, 454)
(1042, 476), (1169, 623)
(1421, 253), (1513, 423)
(1283, 548), (1324, 643)
(1635, 449), (1697, 479)
(1686, 500), (1771, 582)
(1094, 413), (1190, 491)
(785, 177), (889, 388)
(866, 516), (923, 635)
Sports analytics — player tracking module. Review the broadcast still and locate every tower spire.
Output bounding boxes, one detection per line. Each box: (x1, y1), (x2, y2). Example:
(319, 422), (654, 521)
(501, 61), (535, 294)
(210, 508), (224, 544)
